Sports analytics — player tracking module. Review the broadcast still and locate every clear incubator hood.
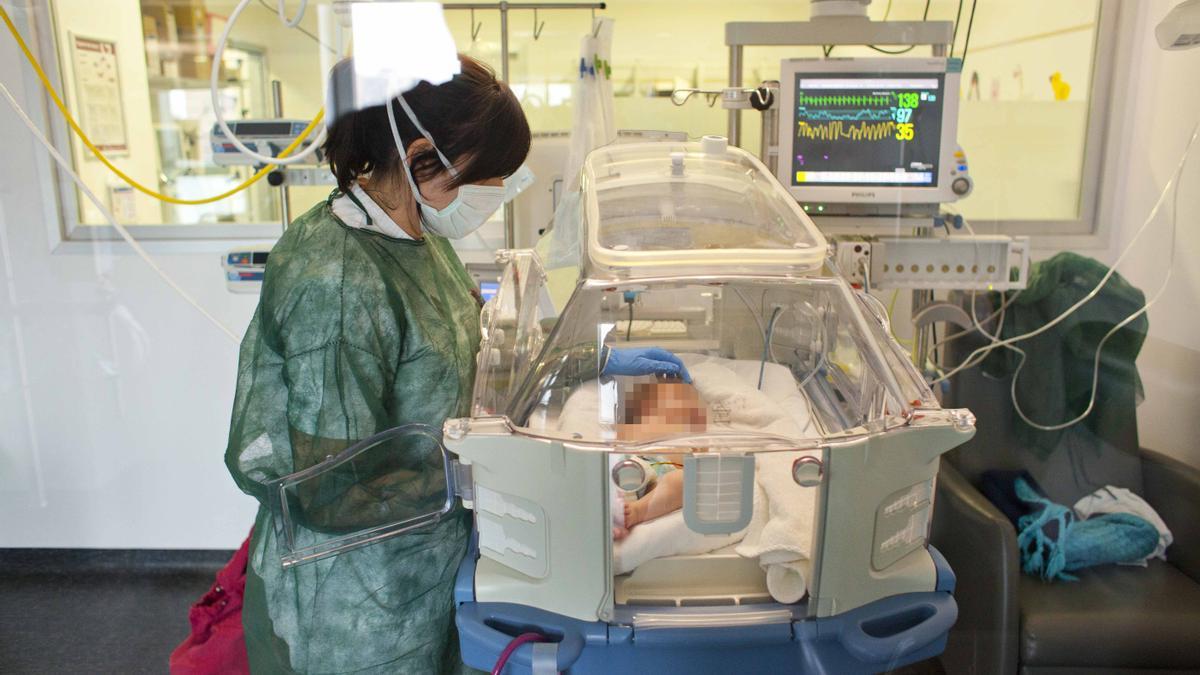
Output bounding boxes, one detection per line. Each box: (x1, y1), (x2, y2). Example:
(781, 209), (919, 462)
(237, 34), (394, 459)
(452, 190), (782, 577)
(270, 140), (974, 636)
(579, 140), (828, 278)
(473, 140), (939, 447)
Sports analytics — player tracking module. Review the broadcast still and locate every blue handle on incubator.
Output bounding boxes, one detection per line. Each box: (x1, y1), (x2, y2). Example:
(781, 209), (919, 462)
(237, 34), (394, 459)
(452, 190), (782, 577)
(456, 603), (586, 672)
(835, 592), (958, 663)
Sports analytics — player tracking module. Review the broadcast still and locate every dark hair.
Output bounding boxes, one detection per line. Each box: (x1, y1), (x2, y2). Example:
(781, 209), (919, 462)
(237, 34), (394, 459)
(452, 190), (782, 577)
(323, 54), (531, 193)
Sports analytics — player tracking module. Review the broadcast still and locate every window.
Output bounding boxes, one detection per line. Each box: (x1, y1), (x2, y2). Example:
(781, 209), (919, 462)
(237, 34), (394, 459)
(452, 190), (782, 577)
(450, 0), (1113, 232)
(38, 0), (1115, 239)
(949, 0), (1109, 231)
(45, 0), (339, 237)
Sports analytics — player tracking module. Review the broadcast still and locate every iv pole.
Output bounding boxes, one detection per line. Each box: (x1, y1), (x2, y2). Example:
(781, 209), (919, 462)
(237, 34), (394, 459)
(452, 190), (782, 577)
(442, 2), (607, 249)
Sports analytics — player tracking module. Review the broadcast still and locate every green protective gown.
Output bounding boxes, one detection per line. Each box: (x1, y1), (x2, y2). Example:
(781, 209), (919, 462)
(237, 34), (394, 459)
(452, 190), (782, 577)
(225, 192), (482, 674)
(982, 252), (1148, 457)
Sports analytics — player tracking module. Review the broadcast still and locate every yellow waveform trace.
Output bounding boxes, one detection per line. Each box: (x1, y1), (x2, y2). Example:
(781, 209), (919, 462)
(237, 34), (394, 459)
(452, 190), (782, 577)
(796, 120), (897, 141)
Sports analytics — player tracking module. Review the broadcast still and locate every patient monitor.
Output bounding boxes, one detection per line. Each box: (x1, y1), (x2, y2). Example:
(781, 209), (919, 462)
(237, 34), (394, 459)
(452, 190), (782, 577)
(777, 57), (969, 215)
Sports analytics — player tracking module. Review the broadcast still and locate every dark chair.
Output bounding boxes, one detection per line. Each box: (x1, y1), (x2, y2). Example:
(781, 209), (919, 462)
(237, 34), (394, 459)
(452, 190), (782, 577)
(929, 310), (1200, 675)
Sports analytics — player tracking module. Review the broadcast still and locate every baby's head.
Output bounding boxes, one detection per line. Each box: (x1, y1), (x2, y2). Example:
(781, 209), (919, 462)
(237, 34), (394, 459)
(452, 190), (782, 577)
(617, 381), (707, 441)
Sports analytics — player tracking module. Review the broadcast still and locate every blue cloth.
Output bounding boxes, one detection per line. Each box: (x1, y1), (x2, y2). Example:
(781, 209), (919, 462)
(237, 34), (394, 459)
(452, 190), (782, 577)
(603, 347), (692, 383)
(1014, 478), (1159, 582)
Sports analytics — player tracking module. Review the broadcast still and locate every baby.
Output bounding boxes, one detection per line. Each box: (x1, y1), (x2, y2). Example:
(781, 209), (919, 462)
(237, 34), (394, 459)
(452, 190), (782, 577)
(612, 381), (706, 540)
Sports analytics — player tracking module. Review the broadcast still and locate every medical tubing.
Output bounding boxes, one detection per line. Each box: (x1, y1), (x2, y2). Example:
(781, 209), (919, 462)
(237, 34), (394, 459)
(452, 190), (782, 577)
(0, 80), (241, 345)
(212, 0), (326, 166)
(929, 289), (1012, 383)
(0, 5), (324, 205)
(277, 0), (308, 28)
(1007, 129), (1189, 432)
(935, 122), (1197, 431)
(491, 632), (549, 675)
(1009, 276), (1168, 431)
(886, 289), (914, 347)
(731, 285), (767, 342)
(759, 305), (784, 390)
(932, 120), (1200, 386)
(924, 290), (1022, 367)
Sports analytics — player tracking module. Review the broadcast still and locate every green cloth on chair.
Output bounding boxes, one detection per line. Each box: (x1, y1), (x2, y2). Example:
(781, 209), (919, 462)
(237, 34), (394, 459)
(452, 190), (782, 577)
(984, 252), (1148, 457)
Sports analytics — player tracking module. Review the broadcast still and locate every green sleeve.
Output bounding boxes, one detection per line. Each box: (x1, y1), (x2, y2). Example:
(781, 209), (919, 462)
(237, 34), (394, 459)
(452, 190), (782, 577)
(278, 335), (450, 534)
(226, 289), (445, 536)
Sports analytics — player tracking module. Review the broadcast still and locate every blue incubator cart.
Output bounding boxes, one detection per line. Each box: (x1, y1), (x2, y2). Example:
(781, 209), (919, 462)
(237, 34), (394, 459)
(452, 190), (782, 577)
(268, 141), (975, 674)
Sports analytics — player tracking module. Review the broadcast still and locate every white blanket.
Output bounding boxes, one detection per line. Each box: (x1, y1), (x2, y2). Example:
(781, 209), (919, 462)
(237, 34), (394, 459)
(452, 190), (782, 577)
(558, 354), (819, 602)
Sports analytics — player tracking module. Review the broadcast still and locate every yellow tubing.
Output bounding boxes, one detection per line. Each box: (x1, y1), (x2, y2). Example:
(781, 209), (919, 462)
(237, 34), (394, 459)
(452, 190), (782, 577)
(1, 5), (324, 206)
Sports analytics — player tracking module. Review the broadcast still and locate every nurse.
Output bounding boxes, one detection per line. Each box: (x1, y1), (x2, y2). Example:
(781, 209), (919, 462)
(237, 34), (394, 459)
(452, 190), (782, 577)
(225, 54), (690, 673)
(225, 55), (531, 674)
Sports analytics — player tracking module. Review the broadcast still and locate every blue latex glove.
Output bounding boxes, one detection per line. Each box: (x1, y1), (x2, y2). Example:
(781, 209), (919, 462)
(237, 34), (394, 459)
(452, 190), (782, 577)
(603, 347), (692, 383)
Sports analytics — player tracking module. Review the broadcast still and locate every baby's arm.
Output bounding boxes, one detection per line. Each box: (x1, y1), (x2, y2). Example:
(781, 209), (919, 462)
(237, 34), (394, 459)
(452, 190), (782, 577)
(626, 470), (684, 529)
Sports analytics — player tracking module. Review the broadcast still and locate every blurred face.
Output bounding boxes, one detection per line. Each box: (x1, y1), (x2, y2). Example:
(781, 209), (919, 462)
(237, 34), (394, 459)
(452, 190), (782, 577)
(617, 382), (708, 442)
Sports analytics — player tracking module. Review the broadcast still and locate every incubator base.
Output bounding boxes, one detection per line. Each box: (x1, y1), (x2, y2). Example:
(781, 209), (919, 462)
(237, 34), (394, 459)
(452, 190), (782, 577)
(455, 542), (958, 675)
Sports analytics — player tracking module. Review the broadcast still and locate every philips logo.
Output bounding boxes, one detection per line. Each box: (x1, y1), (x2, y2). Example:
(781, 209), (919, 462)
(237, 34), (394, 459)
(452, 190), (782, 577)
(851, 191), (876, 198)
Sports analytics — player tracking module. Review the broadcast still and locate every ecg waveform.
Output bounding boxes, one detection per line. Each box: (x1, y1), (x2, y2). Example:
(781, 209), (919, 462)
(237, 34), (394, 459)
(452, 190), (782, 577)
(796, 93), (894, 107)
(797, 107), (894, 122)
(796, 120), (897, 141)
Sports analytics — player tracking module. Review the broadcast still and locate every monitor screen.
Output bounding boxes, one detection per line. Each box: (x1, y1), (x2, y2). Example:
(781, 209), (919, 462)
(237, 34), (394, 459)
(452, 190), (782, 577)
(230, 121), (296, 137)
(479, 281), (500, 302)
(788, 72), (945, 188)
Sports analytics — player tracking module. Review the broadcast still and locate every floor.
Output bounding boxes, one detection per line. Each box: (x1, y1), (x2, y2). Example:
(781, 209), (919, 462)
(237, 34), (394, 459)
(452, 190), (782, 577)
(0, 549), (227, 674)
(0, 549), (945, 674)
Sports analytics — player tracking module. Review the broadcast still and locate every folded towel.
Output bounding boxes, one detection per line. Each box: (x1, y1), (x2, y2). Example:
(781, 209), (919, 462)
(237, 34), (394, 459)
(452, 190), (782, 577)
(1073, 485), (1173, 565)
(765, 559), (811, 604)
(1015, 478), (1160, 581)
(683, 360), (819, 603)
(735, 449), (819, 598)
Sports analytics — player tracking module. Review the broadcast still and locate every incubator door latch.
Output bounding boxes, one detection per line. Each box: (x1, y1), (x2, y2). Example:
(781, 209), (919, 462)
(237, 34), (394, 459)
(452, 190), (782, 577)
(792, 456), (824, 487)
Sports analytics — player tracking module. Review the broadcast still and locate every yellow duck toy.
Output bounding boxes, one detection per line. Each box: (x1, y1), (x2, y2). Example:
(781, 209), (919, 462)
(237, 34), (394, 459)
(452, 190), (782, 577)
(1050, 71), (1071, 101)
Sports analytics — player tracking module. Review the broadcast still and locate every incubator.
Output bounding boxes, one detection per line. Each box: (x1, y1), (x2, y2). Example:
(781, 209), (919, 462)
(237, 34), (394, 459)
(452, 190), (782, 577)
(270, 141), (975, 673)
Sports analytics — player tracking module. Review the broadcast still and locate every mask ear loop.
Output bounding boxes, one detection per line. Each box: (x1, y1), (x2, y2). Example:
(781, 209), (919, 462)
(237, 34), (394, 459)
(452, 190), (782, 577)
(394, 93), (460, 179)
(385, 97), (427, 209)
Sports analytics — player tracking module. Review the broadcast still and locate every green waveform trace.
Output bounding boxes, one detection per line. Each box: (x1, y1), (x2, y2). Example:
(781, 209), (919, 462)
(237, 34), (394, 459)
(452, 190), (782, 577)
(796, 93), (895, 108)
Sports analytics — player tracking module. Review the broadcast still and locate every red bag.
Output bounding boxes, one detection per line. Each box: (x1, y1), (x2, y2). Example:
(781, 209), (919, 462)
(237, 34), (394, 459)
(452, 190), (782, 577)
(169, 530), (253, 675)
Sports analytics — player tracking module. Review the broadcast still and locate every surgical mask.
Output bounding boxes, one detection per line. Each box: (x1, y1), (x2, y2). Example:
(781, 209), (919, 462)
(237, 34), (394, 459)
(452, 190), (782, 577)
(386, 94), (534, 239)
